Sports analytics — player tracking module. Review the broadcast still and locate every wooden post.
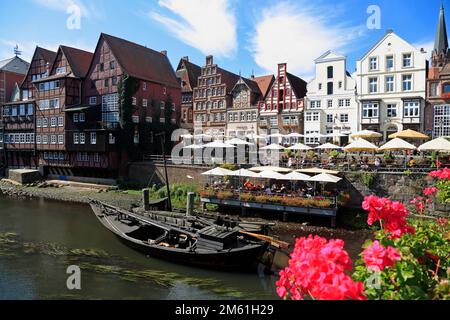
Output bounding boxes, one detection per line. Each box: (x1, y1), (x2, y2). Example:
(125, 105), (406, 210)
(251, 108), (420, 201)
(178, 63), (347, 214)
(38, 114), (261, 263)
(186, 192), (195, 217)
(143, 188), (150, 211)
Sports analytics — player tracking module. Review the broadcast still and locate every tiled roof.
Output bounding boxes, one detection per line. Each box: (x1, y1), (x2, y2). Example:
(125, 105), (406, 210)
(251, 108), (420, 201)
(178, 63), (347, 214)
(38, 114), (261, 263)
(60, 45), (93, 78)
(252, 75), (275, 98)
(217, 67), (241, 94)
(0, 56), (30, 75)
(286, 72), (307, 98)
(101, 33), (179, 88)
(36, 47), (57, 66)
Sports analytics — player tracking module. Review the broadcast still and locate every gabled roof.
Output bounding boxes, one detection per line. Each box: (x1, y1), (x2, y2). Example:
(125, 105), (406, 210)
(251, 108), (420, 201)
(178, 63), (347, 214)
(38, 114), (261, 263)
(176, 57), (201, 91)
(286, 73), (307, 98)
(252, 75), (275, 98)
(0, 56), (29, 75)
(315, 50), (346, 63)
(59, 45), (93, 78)
(100, 33), (179, 88)
(20, 46), (57, 88)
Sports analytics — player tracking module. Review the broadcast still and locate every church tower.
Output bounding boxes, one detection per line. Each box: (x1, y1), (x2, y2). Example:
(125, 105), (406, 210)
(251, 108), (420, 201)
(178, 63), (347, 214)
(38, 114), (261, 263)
(432, 3), (450, 67)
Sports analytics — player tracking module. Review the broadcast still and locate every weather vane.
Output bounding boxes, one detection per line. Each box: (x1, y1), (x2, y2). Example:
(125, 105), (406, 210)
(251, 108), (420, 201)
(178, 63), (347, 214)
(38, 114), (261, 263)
(14, 45), (22, 57)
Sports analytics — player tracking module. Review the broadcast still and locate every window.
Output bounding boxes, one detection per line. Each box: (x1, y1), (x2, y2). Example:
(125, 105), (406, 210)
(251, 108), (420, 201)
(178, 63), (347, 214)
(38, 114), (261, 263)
(36, 118), (42, 128)
(73, 133), (79, 144)
(143, 82), (147, 91)
(94, 153), (100, 163)
(386, 76), (394, 92)
(19, 104), (25, 116)
(327, 114), (334, 123)
(109, 133), (115, 144)
(132, 116), (139, 123)
(51, 117), (57, 127)
(42, 118), (48, 127)
(143, 99), (148, 107)
(56, 67), (66, 75)
(36, 135), (41, 144)
(269, 117), (278, 126)
(99, 63), (104, 72)
(25, 134), (31, 144)
(43, 152), (48, 160)
(387, 104), (397, 118)
(340, 114), (349, 123)
(369, 57), (378, 70)
(59, 152), (65, 161)
(306, 112), (320, 122)
(402, 75), (412, 91)
(73, 113), (79, 123)
(369, 77), (378, 93)
(27, 104), (33, 115)
(42, 135), (48, 144)
(58, 117), (64, 127)
(79, 113), (85, 122)
(112, 77), (117, 86)
(110, 61), (116, 70)
(310, 101), (321, 109)
(430, 82), (438, 97)
(338, 81), (342, 89)
(434, 105), (450, 137)
(403, 53), (412, 67)
(50, 135), (57, 145)
(318, 83), (322, 91)
(58, 135), (64, 145)
(338, 99), (344, 107)
(404, 101), (420, 117)
(386, 56), (394, 70)
(89, 97), (97, 105)
(327, 100), (333, 108)
(327, 82), (333, 95)
(327, 66), (333, 79)
(345, 99), (351, 107)
(362, 103), (379, 118)
(80, 133), (85, 144)
(90, 132), (97, 145)
(104, 78), (109, 87)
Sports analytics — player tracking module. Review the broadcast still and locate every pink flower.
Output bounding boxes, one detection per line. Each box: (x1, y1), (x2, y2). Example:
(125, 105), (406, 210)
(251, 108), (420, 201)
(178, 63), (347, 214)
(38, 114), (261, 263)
(429, 168), (450, 180)
(423, 187), (438, 196)
(276, 235), (366, 300)
(363, 241), (401, 272)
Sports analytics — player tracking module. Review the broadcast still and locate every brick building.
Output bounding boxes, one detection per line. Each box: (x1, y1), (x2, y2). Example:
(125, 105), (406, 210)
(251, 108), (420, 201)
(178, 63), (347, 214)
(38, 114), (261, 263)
(176, 56), (201, 130)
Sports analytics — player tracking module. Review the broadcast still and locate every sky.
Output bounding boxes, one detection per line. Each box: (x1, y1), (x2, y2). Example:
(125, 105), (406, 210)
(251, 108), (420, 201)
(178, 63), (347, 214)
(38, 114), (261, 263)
(0, 0), (445, 81)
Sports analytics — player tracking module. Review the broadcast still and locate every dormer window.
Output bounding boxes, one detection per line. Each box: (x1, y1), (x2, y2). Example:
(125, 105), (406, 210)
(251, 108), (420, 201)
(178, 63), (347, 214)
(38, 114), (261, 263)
(56, 67), (66, 75)
(369, 57), (378, 70)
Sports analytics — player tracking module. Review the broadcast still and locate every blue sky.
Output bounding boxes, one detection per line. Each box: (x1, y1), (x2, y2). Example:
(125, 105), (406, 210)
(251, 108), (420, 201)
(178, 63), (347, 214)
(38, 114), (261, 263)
(0, 0), (445, 80)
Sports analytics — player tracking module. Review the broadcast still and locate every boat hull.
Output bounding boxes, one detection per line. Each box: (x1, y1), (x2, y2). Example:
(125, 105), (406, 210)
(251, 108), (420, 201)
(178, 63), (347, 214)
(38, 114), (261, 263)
(91, 203), (268, 272)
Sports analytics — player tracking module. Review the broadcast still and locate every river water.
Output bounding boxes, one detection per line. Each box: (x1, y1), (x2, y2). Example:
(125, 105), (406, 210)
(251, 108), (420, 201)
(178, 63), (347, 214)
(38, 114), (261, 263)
(0, 196), (278, 300)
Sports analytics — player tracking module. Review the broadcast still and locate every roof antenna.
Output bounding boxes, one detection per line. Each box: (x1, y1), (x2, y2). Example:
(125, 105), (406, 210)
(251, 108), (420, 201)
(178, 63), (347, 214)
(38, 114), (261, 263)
(14, 45), (22, 57)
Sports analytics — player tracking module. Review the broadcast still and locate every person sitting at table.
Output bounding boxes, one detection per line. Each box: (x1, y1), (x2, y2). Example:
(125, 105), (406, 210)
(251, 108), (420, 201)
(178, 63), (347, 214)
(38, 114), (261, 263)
(374, 157), (381, 169)
(244, 180), (253, 190)
(408, 157), (416, 167)
(265, 187), (272, 195)
(280, 184), (287, 193)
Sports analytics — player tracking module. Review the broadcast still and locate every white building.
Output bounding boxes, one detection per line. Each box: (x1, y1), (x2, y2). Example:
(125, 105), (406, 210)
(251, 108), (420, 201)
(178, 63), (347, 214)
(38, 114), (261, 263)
(356, 30), (428, 140)
(304, 51), (358, 145)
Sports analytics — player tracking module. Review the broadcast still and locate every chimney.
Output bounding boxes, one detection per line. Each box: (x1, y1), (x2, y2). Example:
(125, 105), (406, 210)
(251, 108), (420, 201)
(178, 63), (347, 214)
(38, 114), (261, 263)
(161, 50), (167, 56)
(182, 56), (189, 62)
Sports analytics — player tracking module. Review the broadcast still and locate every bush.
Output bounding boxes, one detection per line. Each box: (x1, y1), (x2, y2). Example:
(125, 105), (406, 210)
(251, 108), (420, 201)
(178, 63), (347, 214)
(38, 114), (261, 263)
(362, 172), (377, 188)
(217, 191), (234, 200)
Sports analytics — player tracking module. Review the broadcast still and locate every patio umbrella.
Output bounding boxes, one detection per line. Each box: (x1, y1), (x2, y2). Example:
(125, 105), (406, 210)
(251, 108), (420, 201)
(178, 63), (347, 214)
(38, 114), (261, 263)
(183, 144), (204, 150)
(389, 129), (429, 140)
(308, 173), (342, 183)
(250, 166), (292, 173)
(305, 133), (326, 138)
(194, 133), (213, 140)
(315, 143), (343, 150)
(283, 171), (311, 181)
(378, 138), (416, 152)
(296, 168), (339, 175)
(325, 133), (348, 138)
(246, 133), (267, 140)
(227, 138), (254, 146)
(350, 130), (383, 139)
(230, 169), (259, 178)
(201, 167), (235, 176)
(203, 141), (236, 148)
(268, 133), (286, 139)
(260, 143), (285, 151)
(418, 137), (450, 152)
(286, 133), (304, 138)
(344, 139), (379, 153)
(287, 143), (312, 151)
(257, 170), (286, 180)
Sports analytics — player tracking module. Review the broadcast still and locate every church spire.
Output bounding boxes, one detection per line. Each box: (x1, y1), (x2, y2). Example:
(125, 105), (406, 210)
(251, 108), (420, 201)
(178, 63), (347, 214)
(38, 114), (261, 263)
(434, 2), (449, 54)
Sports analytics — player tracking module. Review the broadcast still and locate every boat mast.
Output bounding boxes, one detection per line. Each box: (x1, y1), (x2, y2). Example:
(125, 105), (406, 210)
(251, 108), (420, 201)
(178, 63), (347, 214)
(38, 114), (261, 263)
(156, 132), (172, 212)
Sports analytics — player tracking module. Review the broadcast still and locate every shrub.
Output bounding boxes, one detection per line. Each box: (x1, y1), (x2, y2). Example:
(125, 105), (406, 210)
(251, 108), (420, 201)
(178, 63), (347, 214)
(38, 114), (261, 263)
(240, 193), (255, 202)
(362, 172), (377, 188)
(217, 191), (234, 200)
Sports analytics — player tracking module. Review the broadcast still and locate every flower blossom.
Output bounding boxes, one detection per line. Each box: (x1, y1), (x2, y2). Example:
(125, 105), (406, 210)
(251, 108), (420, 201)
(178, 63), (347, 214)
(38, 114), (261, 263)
(429, 168), (450, 180)
(362, 196), (415, 238)
(276, 235), (366, 300)
(363, 241), (401, 272)
(423, 187), (438, 196)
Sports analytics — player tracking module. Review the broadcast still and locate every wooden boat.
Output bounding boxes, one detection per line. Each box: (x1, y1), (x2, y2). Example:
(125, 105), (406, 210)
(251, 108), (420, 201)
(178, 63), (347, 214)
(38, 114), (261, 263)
(90, 201), (269, 272)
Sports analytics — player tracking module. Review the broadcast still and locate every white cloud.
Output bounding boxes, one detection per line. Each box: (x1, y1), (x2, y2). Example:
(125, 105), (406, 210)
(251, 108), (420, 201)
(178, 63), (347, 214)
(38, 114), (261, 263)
(149, 0), (237, 57)
(249, 1), (365, 77)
